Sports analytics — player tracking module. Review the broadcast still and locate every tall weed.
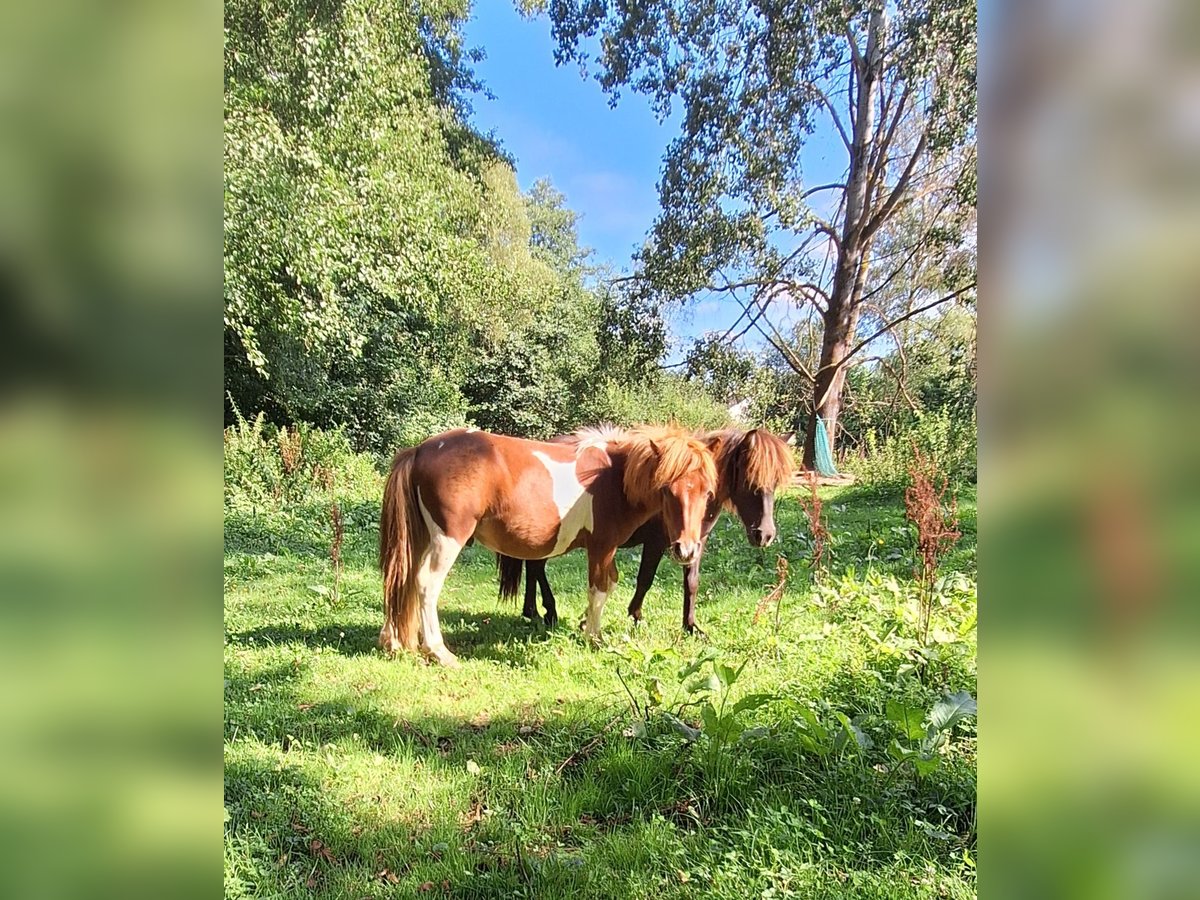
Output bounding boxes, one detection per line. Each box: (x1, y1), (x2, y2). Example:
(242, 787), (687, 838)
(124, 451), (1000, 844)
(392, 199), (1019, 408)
(224, 404), (378, 508)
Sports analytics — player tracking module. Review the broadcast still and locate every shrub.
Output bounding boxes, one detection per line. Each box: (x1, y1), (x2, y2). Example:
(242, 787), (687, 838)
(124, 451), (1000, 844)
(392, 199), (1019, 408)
(224, 404), (378, 508)
(844, 409), (976, 487)
(595, 375), (732, 431)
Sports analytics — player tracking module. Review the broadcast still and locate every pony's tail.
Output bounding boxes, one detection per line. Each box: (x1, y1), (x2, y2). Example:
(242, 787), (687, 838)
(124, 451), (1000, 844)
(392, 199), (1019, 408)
(378, 448), (428, 652)
(496, 555), (524, 601)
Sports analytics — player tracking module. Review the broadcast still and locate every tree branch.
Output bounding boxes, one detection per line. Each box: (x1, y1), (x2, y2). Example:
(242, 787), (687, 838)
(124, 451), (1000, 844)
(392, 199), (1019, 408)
(845, 281), (976, 363)
(862, 129), (928, 241)
(813, 85), (852, 151)
(800, 182), (846, 202)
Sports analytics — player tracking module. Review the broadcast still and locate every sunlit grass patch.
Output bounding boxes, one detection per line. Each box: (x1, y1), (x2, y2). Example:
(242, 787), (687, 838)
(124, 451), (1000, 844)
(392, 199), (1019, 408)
(226, 478), (976, 898)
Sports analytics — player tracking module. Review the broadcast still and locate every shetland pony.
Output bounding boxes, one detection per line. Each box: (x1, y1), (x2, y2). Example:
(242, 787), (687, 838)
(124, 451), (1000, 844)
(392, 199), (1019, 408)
(378, 426), (717, 666)
(498, 428), (793, 634)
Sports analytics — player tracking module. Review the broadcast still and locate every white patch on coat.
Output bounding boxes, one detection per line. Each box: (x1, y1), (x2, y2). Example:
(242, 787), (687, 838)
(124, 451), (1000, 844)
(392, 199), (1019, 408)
(532, 450), (593, 557)
(415, 488), (462, 667)
(583, 585), (608, 639)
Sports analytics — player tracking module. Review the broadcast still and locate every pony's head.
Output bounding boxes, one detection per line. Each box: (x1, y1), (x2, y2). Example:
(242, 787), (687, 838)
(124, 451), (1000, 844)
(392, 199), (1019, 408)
(708, 428), (793, 548)
(622, 427), (717, 565)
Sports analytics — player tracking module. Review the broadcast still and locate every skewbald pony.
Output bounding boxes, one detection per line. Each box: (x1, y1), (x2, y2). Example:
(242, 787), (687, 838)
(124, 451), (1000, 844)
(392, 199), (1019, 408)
(618, 426), (718, 508)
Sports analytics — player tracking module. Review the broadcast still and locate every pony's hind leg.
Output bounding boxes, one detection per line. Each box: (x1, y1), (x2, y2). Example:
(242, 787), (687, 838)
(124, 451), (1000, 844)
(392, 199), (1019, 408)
(538, 566), (558, 628)
(415, 531), (464, 667)
(522, 561), (541, 621)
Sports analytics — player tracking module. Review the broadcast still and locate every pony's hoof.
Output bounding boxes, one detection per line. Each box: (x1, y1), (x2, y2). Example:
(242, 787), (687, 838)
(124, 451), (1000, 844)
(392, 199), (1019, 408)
(684, 625), (708, 639)
(378, 631), (402, 655)
(543, 611), (558, 628)
(425, 645), (461, 668)
(434, 652), (462, 669)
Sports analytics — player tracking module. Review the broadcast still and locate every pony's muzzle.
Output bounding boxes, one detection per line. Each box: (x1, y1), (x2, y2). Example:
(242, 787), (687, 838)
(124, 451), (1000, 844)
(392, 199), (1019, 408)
(670, 540), (700, 565)
(752, 525), (777, 548)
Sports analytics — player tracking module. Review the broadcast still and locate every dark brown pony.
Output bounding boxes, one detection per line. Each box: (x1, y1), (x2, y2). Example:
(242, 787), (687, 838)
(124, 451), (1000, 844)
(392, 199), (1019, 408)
(378, 426), (717, 666)
(498, 428), (793, 634)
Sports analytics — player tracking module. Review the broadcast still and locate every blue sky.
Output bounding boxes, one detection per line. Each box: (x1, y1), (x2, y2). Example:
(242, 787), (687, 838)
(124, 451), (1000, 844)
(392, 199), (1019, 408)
(462, 4), (845, 360)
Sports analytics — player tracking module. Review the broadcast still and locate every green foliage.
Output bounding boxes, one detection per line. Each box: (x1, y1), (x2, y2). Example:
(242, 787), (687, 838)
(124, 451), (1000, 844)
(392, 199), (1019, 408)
(224, 405), (378, 509)
(225, 0), (670, 454)
(887, 691), (977, 779)
(594, 280), (670, 388)
(595, 375), (732, 431)
(225, 447), (977, 898)
(844, 408), (977, 487)
(683, 335), (757, 405)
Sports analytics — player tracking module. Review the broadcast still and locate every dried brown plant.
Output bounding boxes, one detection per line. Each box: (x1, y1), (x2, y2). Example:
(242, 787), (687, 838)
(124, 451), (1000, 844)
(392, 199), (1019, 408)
(753, 555), (790, 627)
(329, 499), (344, 605)
(278, 426), (302, 477)
(904, 448), (961, 644)
(798, 472), (829, 580)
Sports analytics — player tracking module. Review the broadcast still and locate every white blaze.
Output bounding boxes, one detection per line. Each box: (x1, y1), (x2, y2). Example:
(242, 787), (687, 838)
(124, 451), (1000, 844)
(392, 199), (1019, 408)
(532, 450), (593, 557)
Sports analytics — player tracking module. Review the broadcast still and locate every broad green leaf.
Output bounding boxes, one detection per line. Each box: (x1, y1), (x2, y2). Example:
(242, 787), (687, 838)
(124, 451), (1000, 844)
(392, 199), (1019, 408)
(687, 673), (722, 695)
(644, 677), (663, 708)
(927, 691), (977, 735)
(886, 700), (927, 741)
(677, 647), (720, 681)
(834, 712), (872, 752)
(664, 714), (700, 741)
(794, 707), (829, 743)
(732, 692), (774, 716)
(714, 663), (738, 688)
(913, 756), (940, 777)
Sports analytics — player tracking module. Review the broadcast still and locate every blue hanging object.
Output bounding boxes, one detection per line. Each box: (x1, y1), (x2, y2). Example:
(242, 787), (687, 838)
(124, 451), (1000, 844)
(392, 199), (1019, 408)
(813, 416), (839, 477)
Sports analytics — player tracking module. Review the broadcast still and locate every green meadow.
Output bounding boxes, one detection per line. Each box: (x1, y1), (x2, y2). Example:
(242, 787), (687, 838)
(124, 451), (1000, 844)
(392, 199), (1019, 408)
(224, 464), (976, 899)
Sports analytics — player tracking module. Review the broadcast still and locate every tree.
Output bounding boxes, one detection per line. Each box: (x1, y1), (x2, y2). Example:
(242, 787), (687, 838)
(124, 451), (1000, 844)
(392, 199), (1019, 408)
(683, 335), (756, 406)
(525, 0), (976, 467)
(224, 0), (600, 452)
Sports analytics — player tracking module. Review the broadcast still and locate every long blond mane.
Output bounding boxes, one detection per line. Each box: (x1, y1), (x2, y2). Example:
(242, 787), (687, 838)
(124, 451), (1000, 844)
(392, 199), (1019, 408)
(710, 428), (794, 493)
(619, 425), (717, 506)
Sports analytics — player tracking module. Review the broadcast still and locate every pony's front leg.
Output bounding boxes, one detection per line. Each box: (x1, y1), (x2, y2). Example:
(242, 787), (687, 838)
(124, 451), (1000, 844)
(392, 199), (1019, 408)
(582, 549), (618, 643)
(682, 537), (713, 635)
(628, 529), (668, 623)
(681, 551), (706, 637)
(416, 530), (464, 667)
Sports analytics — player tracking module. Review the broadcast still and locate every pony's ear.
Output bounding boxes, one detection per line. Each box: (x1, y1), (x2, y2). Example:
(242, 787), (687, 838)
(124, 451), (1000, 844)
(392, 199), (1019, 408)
(745, 430), (758, 449)
(649, 439), (661, 457)
(704, 433), (723, 452)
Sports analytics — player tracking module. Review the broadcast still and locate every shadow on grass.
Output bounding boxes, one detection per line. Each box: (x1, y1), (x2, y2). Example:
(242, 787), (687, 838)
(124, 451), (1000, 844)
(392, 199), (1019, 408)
(225, 654), (976, 899)
(228, 609), (565, 665)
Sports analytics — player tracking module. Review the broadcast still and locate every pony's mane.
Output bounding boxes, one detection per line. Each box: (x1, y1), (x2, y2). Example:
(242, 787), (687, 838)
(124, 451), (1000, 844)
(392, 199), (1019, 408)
(619, 425), (717, 506)
(569, 423), (628, 450)
(710, 428), (794, 492)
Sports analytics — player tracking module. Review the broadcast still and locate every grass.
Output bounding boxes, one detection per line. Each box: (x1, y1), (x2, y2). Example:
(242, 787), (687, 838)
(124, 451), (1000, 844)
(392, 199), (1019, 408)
(224, 473), (976, 899)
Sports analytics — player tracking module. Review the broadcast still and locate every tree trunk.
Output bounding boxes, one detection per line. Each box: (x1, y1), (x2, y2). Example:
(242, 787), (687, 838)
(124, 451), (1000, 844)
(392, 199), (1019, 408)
(801, 6), (884, 471)
(803, 258), (856, 469)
